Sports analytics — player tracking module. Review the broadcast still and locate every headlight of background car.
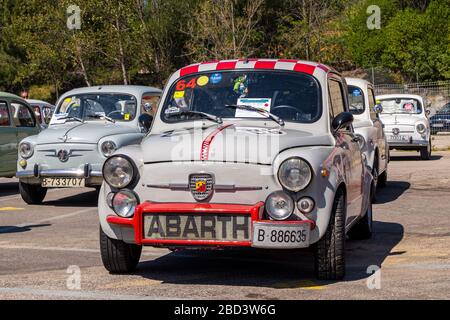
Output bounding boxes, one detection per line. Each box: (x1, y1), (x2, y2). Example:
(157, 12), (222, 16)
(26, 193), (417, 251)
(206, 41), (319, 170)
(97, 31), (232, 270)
(103, 156), (134, 189)
(19, 142), (34, 159)
(265, 191), (294, 221)
(112, 190), (139, 218)
(101, 141), (117, 157)
(278, 158), (312, 192)
(416, 123), (426, 134)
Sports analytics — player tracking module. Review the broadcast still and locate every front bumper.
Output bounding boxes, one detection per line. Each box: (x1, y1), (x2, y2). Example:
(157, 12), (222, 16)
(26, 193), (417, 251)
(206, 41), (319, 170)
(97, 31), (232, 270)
(106, 202), (315, 249)
(17, 164), (103, 186)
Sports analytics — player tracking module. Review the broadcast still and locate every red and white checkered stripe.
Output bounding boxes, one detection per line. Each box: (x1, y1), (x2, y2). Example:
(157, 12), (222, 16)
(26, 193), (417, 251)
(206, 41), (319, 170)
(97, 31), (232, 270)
(176, 59), (332, 79)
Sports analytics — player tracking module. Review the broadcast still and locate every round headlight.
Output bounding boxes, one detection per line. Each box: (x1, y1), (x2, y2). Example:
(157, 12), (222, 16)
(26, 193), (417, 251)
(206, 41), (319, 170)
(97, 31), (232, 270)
(265, 191), (294, 221)
(278, 158), (312, 192)
(103, 156), (134, 189)
(101, 141), (117, 157)
(19, 142), (34, 159)
(112, 190), (139, 218)
(297, 197), (315, 214)
(416, 123), (426, 134)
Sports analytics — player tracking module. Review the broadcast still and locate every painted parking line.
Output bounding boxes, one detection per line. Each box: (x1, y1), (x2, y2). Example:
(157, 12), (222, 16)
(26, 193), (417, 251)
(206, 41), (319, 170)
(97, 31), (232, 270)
(0, 287), (182, 300)
(272, 280), (324, 290)
(0, 207), (24, 211)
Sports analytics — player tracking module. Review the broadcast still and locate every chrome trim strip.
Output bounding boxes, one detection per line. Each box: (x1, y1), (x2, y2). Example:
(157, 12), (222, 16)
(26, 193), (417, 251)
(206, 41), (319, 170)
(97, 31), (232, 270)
(145, 184), (263, 192)
(16, 169), (102, 178)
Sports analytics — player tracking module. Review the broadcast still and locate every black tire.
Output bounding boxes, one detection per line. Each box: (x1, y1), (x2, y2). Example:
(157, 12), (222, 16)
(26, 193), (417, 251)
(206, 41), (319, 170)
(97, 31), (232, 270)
(19, 181), (47, 205)
(348, 189), (373, 240)
(314, 188), (346, 280)
(420, 142), (431, 160)
(378, 170), (387, 188)
(100, 227), (142, 274)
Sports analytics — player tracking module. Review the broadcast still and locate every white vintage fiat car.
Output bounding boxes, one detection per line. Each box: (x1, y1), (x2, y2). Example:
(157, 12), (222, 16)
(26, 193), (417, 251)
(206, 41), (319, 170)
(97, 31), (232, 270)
(99, 59), (373, 280)
(377, 94), (431, 160)
(16, 85), (161, 204)
(346, 78), (388, 192)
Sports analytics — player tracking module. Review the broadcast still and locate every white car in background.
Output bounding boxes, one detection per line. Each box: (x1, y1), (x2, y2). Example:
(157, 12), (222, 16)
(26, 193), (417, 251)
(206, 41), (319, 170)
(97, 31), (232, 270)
(347, 78), (388, 191)
(27, 99), (55, 129)
(376, 94), (431, 160)
(16, 85), (161, 204)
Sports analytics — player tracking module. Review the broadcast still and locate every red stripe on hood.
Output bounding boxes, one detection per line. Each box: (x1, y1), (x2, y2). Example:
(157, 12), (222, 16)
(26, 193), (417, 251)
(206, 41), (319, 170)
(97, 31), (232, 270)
(200, 124), (234, 161)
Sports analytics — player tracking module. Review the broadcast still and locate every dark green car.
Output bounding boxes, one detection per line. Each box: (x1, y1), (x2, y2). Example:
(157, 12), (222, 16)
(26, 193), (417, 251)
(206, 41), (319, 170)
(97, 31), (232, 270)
(0, 92), (40, 178)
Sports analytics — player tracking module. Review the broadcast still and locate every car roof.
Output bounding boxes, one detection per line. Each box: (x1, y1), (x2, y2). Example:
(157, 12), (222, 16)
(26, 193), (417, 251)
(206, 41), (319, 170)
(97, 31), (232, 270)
(26, 99), (55, 106)
(376, 94), (424, 101)
(345, 77), (373, 88)
(59, 85), (162, 100)
(174, 58), (336, 78)
(0, 91), (25, 100)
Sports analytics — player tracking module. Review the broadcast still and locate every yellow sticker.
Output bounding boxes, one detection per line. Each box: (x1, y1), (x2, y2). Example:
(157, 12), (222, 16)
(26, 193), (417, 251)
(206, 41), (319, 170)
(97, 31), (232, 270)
(197, 76), (209, 87)
(64, 98), (72, 103)
(174, 91), (185, 99)
(124, 114), (130, 121)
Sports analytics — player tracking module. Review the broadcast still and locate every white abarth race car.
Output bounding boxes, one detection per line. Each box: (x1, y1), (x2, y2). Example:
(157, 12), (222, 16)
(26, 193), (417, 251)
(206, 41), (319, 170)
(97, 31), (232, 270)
(99, 59), (373, 280)
(377, 94), (432, 160)
(346, 78), (389, 191)
(16, 85), (161, 204)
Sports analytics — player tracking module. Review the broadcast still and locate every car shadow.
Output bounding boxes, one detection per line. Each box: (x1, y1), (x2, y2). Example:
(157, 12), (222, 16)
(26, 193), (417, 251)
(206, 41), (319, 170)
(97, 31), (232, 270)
(375, 181), (410, 204)
(43, 189), (98, 207)
(0, 223), (51, 234)
(134, 221), (403, 289)
(0, 181), (19, 198)
(390, 154), (442, 161)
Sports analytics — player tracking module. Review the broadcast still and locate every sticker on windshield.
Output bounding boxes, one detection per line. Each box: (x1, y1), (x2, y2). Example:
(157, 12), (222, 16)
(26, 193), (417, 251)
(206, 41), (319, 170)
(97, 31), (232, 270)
(234, 75), (249, 98)
(210, 73), (222, 85)
(174, 91), (185, 99)
(235, 98), (272, 118)
(124, 114), (130, 121)
(197, 76), (209, 87)
(165, 106), (181, 115)
(352, 89), (362, 97)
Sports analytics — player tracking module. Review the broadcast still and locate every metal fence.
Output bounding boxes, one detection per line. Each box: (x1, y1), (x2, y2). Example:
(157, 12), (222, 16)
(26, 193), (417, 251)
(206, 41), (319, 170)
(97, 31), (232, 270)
(374, 81), (450, 111)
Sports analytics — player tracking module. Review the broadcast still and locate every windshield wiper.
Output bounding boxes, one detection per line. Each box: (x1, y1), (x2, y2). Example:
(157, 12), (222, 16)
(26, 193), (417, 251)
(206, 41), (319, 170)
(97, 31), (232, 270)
(226, 104), (285, 126)
(167, 110), (223, 124)
(57, 116), (84, 123)
(86, 114), (116, 123)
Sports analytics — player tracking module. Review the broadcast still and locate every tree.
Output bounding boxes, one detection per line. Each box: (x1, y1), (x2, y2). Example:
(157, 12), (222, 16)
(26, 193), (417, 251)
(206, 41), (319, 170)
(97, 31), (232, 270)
(184, 0), (264, 61)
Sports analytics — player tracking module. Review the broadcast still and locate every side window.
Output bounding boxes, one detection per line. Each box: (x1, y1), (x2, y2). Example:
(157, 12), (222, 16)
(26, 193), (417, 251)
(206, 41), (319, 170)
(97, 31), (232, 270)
(11, 101), (36, 128)
(347, 86), (365, 115)
(141, 94), (160, 118)
(368, 88), (377, 120)
(328, 79), (346, 117)
(0, 102), (11, 126)
(42, 107), (53, 124)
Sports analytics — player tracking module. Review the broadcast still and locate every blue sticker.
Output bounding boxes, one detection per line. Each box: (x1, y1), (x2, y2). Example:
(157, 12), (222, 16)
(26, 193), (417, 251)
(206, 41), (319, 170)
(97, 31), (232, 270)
(210, 73), (223, 85)
(352, 89), (362, 97)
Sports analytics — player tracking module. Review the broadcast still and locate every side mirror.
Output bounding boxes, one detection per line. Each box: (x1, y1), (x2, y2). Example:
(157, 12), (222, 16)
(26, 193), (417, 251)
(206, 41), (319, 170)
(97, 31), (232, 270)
(332, 112), (354, 133)
(374, 104), (383, 114)
(138, 113), (153, 133)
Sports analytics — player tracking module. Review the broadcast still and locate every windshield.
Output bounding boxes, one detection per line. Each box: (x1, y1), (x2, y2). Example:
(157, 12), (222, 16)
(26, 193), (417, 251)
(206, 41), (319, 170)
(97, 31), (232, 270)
(161, 71), (321, 124)
(52, 93), (137, 124)
(379, 98), (422, 115)
(348, 85), (365, 115)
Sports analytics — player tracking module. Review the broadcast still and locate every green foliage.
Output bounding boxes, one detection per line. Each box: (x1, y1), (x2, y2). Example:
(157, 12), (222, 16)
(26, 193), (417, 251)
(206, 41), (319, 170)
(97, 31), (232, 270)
(0, 0), (448, 99)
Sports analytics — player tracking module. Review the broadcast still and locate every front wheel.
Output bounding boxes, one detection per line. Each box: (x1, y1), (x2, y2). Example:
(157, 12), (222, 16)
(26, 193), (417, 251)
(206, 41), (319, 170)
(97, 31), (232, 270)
(19, 181), (47, 205)
(420, 142), (431, 160)
(314, 189), (346, 280)
(100, 227), (142, 274)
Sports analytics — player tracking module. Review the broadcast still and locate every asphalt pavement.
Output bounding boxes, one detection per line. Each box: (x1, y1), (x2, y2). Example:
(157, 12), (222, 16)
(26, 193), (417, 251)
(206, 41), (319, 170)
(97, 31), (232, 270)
(0, 151), (449, 300)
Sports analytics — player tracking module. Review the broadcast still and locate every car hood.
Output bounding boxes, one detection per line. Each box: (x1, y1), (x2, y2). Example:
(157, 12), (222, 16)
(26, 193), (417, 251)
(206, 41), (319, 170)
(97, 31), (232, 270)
(379, 114), (425, 125)
(142, 124), (333, 165)
(36, 122), (138, 145)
